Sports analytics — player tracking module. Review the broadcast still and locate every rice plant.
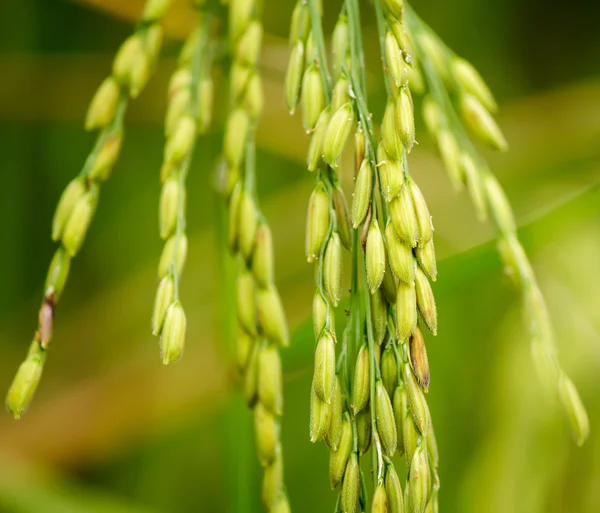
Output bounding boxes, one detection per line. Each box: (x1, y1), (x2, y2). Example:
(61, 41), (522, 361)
(5, 1), (590, 512)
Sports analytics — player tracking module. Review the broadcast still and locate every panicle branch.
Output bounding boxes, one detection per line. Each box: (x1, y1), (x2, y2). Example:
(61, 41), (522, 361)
(152, 9), (214, 365)
(405, 5), (589, 447)
(6, 0), (174, 419)
(223, 1), (291, 510)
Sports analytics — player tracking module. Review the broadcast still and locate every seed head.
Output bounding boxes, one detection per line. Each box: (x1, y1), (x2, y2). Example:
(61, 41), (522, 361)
(341, 453), (360, 513)
(325, 376), (343, 451)
(158, 233), (188, 279)
(376, 379), (398, 456)
(377, 143), (404, 202)
(262, 447), (284, 508)
(85, 77), (121, 131)
(332, 15), (349, 77)
(395, 281), (417, 342)
(89, 132), (123, 181)
(238, 191), (259, 260)
(372, 485), (388, 513)
(352, 158), (373, 229)
(386, 30), (408, 88)
(244, 341), (260, 407)
(271, 493), (291, 513)
(352, 343), (370, 414)
(289, 2), (309, 45)
(196, 77), (214, 133)
(224, 108), (250, 169)
(332, 75), (351, 113)
(229, 62), (251, 104)
(237, 21), (263, 67)
(395, 87), (415, 153)
(312, 291), (330, 338)
(366, 219), (386, 294)
(252, 223), (274, 288)
(385, 463), (405, 513)
(407, 178), (433, 246)
(403, 406), (419, 467)
(324, 232), (343, 306)
(332, 186), (351, 250)
(459, 93), (508, 151)
(113, 34), (143, 84)
(236, 270), (257, 336)
(254, 402), (278, 466)
(165, 115), (196, 166)
(370, 289), (387, 345)
(382, 101), (403, 160)
(427, 423), (440, 469)
(61, 186), (99, 257)
(385, 220), (416, 284)
(390, 186), (418, 248)
(452, 57), (497, 112)
(558, 372), (590, 446)
(381, 259), (398, 305)
(52, 178), (87, 242)
(45, 248), (71, 301)
(159, 177), (181, 239)
(310, 380), (331, 442)
(6, 345), (45, 420)
(392, 385), (406, 457)
(410, 326), (430, 391)
(302, 64), (326, 132)
(485, 173), (516, 235)
(415, 266), (437, 335)
(152, 275), (175, 336)
(381, 345), (398, 398)
(166, 88), (191, 139)
(382, 0), (405, 20)
(285, 40), (305, 114)
(409, 444), (431, 513)
(313, 330), (336, 403)
(258, 343), (284, 415)
(160, 301), (186, 365)
(402, 362), (430, 435)
(307, 107), (331, 171)
(356, 406), (372, 456)
(129, 53), (151, 98)
(228, 183), (242, 253)
(236, 329), (255, 372)
(415, 239), (437, 282)
(257, 286), (289, 347)
(305, 181), (330, 262)
(323, 102), (355, 168)
(330, 415), (352, 488)
(229, 0), (253, 44)
(245, 72), (264, 121)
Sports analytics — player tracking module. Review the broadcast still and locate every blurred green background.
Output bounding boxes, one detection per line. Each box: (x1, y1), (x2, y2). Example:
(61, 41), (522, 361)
(1, 0), (599, 512)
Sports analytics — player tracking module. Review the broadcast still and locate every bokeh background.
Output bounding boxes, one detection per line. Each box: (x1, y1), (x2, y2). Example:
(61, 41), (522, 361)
(1, 0), (600, 512)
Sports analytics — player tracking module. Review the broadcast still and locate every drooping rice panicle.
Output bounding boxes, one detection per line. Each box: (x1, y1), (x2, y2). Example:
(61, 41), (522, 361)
(405, 5), (589, 448)
(223, 1), (291, 510)
(152, 10), (214, 364)
(6, 0), (174, 419)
